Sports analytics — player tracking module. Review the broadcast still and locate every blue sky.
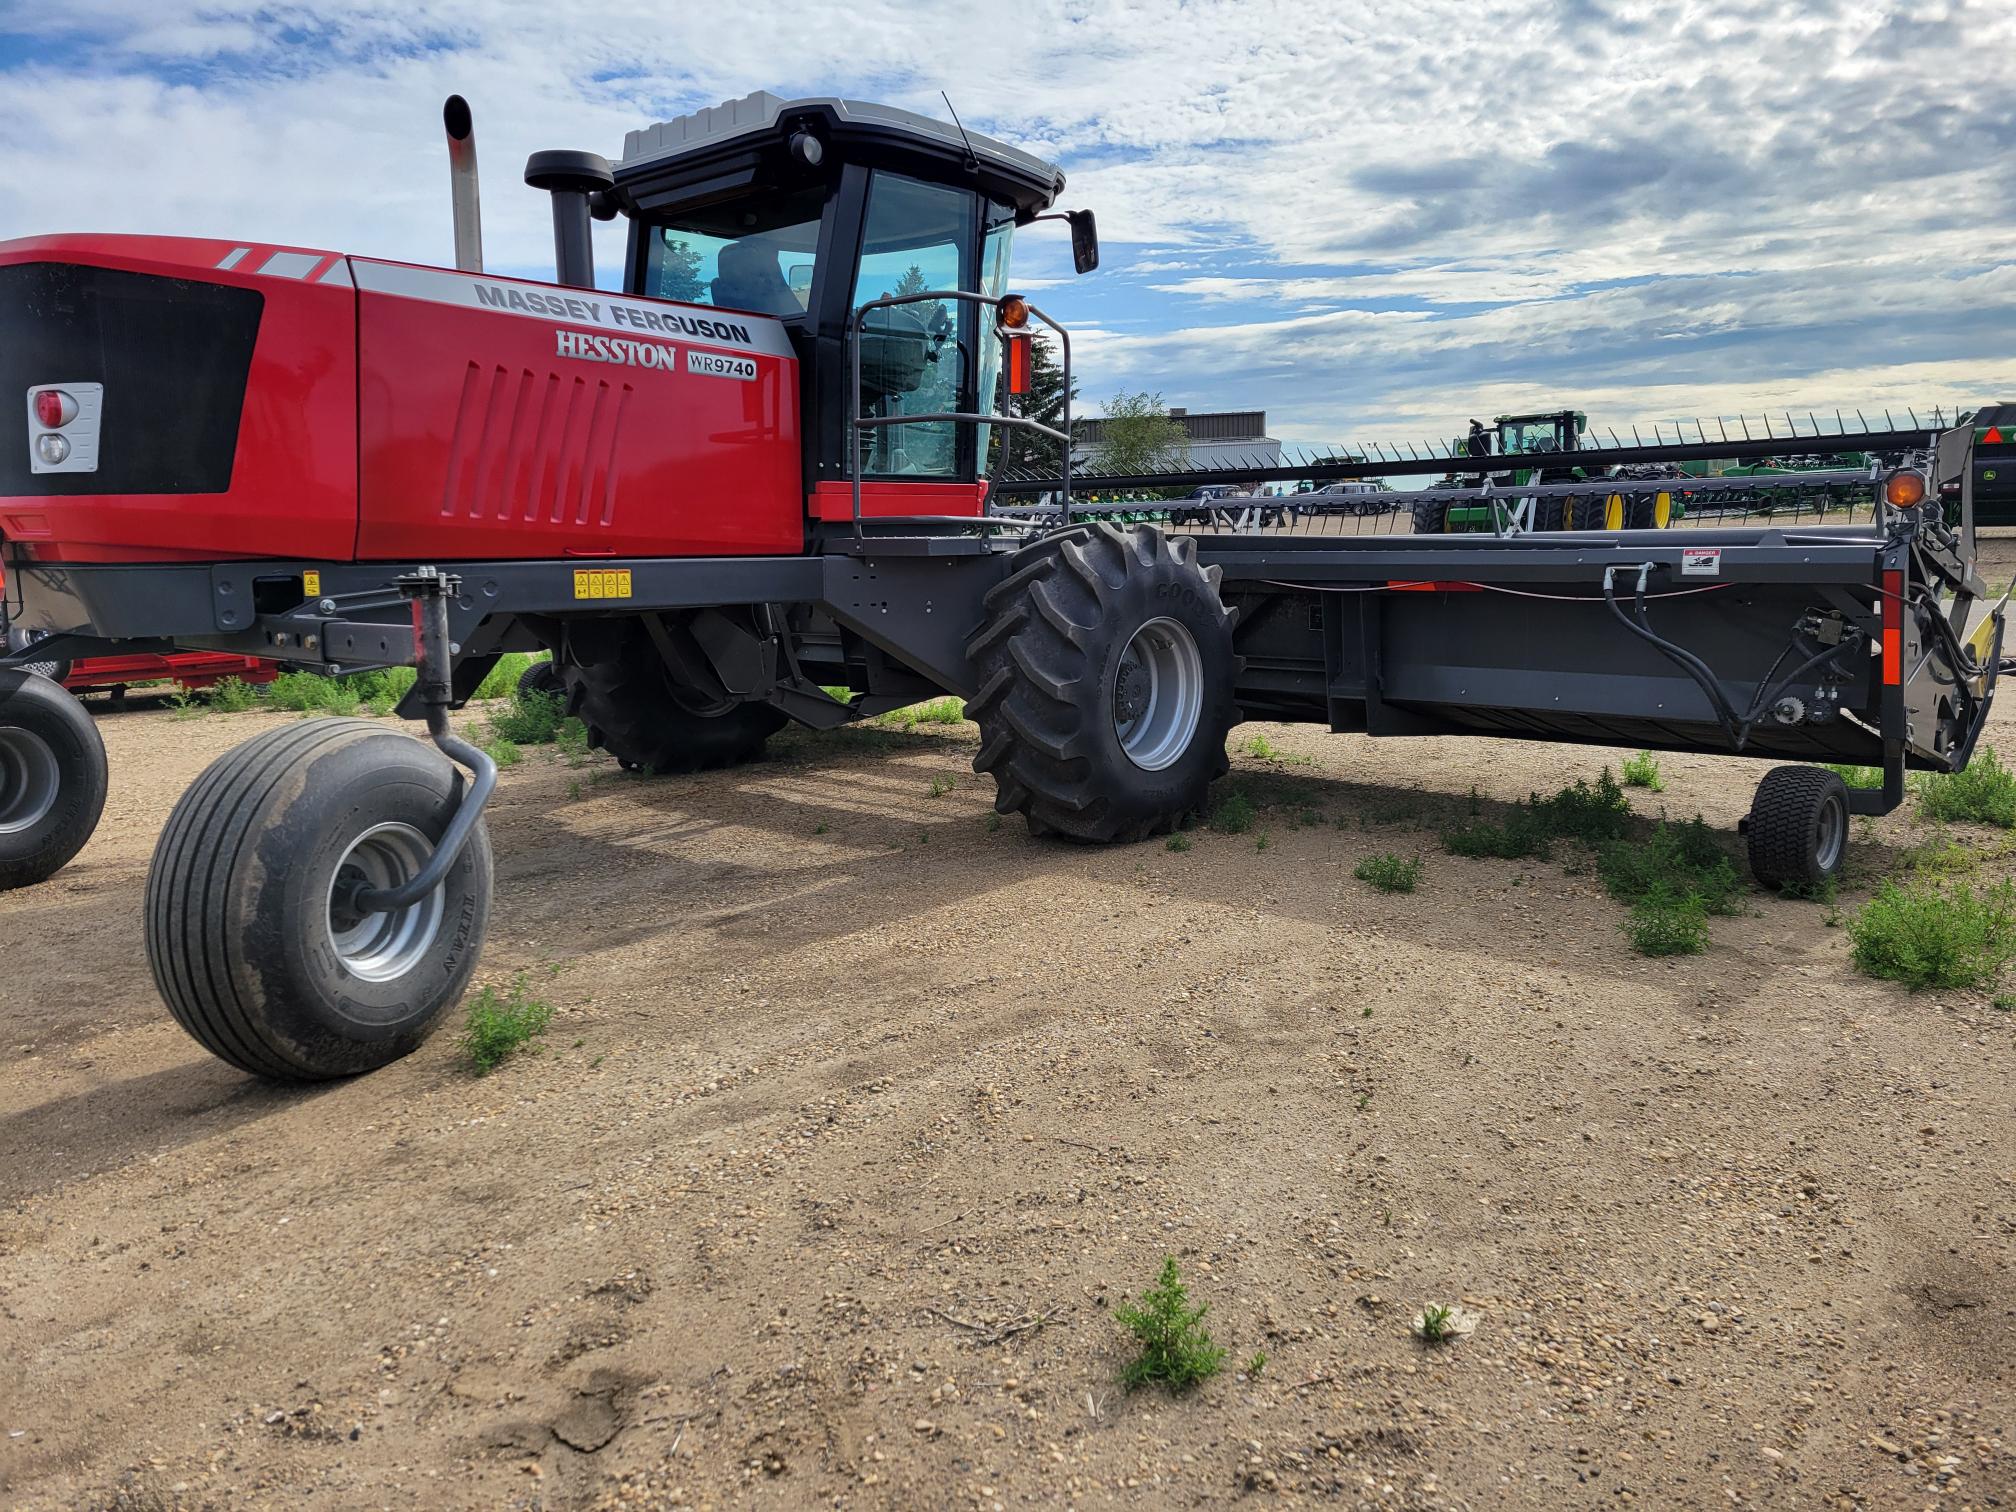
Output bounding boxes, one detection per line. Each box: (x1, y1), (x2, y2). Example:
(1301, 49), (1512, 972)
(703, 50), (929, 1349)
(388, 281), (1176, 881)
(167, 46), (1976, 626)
(2, 0), (2011, 449)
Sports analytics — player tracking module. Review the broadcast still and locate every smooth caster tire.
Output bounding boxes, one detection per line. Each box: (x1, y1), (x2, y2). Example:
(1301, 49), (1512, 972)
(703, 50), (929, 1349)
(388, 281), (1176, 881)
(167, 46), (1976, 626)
(0, 668), (108, 889)
(146, 718), (493, 1080)
(966, 522), (1242, 842)
(1746, 765), (1849, 890)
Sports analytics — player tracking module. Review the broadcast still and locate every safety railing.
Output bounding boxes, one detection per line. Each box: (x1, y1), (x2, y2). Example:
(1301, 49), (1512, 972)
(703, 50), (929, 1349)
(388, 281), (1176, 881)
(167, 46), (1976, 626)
(847, 289), (1073, 543)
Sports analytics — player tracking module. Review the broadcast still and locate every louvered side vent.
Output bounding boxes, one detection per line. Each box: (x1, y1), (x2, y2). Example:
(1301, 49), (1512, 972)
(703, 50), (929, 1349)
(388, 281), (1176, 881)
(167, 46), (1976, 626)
(439, 364), (634, 527)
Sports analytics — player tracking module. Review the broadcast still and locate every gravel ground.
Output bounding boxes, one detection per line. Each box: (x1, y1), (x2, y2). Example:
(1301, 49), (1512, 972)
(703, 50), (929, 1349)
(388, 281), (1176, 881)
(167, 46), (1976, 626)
(3, 552), (2014, 1510)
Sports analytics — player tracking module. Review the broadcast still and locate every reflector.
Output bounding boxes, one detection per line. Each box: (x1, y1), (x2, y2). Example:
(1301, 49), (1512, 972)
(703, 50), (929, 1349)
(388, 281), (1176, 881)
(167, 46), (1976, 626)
(32, 389), (75, 429)
(1006, 334), (1032, 396)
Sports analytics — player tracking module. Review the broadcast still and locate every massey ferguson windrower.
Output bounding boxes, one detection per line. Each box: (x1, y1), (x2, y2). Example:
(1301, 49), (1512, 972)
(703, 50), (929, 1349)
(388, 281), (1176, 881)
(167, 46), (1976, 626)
(0, 94), (2003, 1080)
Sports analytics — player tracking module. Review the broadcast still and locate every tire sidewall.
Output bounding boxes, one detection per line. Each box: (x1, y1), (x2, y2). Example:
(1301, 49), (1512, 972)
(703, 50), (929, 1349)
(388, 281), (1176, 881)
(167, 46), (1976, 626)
(236, 733), (490, 1070)
(0, 669), (107, 885)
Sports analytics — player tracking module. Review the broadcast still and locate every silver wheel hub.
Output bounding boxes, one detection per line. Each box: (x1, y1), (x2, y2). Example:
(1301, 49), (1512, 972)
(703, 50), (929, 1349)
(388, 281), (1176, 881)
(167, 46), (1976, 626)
(1112, 617), (1204, 772)
(0, 727), (60, 836)
(326, 822), (444, 983)
(1815, 798), (1846, 871)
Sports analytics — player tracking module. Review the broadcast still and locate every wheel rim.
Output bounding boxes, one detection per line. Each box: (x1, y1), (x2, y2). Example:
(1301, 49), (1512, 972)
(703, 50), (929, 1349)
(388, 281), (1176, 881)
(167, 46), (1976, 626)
(1112, 617), (1204, 771)
(1815, 797), (1846, 872)
(326, 822), (445, 983)
(1654, 491), (1673, 528)
(0, 727), (60, 835)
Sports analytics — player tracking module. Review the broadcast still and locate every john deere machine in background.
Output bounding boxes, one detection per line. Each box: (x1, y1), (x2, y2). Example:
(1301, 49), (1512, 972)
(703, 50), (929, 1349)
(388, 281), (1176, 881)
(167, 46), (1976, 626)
(1966, 405), (2015, 526)
(1416, 409), (1673, 533)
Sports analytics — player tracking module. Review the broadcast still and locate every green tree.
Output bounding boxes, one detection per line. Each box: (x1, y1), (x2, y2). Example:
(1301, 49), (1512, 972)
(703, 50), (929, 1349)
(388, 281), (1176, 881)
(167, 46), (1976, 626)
(1093, 390), (1190, 483)
(988, 332), (1078, 477)
(656, 236), (704, 303)
(893, 263), (930, 296)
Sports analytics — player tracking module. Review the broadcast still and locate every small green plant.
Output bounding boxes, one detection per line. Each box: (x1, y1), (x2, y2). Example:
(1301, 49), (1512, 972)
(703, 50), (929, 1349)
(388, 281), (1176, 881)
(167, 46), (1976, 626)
(1597, 817), (1743, 916)
(1166, 833), (1192, 853)
(1621, 751), (1664, 791)
(814, 821), (829, 835)
(875, 697), (965, 730)
(459, 975), (556, 1074)
(985, 812), (1002, 833)
(928, 774), (955, 798)
(204, 675), (261, 713)
(1993, 995), (2016, 1012)
(1298, 807), (1323, 828)
(1416, 1304), (1457, 1343)
(1848, 878), (2016, 990)
(1361, 1005), (1372, 1018)
(1355, 1091), (1372, 1112)
(1255, 832), (1271, 852)
(1116, 1257), (1226, 1394)
(488, 687), (567, 745)
(1244, 1351), (1267, 1378)
(1244, 733), (1280, 760)
(484, 736), (522, 768)
(1824, 762), (1885, 790)
(1442, 814), (1548, 860)
(1533, 769), (1632, 844)
(1211, 790), (1256, 835)
(567, 779), (582, 800)
(555, 716), (590, 758)
(1918, 747), (2016, 828)
(1354, 852), (1422, 893)
(1623, 889), (1710, 956)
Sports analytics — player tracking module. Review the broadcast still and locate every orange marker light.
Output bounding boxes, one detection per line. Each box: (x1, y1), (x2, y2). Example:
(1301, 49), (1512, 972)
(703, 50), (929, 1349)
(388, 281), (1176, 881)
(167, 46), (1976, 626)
(1884, 470), (1927, 508)
(997, 294), (1030, 329)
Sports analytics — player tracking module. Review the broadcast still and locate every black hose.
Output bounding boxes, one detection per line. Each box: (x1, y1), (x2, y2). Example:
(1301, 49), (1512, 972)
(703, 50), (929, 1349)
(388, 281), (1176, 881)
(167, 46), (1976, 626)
(1603, 568), (1745, 745)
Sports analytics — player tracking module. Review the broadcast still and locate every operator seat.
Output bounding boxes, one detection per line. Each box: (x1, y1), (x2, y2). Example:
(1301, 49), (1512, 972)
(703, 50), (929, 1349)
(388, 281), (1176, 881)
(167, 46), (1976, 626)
(711, 239), (797, 317)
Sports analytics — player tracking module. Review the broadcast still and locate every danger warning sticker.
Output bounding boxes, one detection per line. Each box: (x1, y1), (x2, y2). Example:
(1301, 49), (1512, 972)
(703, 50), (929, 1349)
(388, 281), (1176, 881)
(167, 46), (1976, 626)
(1680, 547), (1723, 577)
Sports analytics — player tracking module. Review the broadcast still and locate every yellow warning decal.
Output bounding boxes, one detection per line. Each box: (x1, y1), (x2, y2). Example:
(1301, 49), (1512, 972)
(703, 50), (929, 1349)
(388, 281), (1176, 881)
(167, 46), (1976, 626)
(303, 569), (321, 596)
(573, 568), (634, 601)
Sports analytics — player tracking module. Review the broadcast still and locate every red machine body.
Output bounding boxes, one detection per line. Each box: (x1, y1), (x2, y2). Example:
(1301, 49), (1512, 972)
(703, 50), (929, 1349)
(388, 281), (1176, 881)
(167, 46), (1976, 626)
(0, 235), (807, 565)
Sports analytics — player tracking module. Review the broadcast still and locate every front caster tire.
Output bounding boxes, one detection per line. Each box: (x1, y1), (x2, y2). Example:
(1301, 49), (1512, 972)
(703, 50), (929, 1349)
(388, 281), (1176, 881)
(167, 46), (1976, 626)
(0, 668), (108, 889)
(146, 719), (493, 1080)
(1746, 765), (1849, 890)
(967, 523), (1241, 842)
(561, 625), (788, 774)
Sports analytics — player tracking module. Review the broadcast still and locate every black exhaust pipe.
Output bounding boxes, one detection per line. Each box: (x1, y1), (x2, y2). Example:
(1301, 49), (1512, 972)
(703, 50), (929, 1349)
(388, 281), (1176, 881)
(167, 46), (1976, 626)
(525, 149), (614, 291)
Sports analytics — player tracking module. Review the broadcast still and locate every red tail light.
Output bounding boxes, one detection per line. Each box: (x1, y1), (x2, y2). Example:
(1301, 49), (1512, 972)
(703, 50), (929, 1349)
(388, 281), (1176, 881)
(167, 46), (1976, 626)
(33, 389), (77, 429)
(1006, 334), (1032, 397)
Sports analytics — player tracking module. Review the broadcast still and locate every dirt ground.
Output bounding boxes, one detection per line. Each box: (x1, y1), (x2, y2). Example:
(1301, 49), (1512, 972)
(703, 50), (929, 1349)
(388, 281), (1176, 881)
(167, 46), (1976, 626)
(5, 556), (2016, 1510)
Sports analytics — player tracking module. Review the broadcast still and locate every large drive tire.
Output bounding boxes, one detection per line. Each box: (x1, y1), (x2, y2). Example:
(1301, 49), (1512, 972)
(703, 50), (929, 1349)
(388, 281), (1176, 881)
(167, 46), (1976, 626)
(1624, 491), (1675, 530)
(1746, 765), (1849, 889)
(517, 658), (563, 700)
(562, 626), (788, 774)
(1410, 497), (1448, 534)
(0, 668), (107, 890)
(146, 719), (493, 1080)
(966, 523), (1241, 842)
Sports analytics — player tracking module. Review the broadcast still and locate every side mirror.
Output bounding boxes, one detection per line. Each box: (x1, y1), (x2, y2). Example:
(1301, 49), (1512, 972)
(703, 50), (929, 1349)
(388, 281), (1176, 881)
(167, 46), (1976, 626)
(1068, 209), (1099, 274)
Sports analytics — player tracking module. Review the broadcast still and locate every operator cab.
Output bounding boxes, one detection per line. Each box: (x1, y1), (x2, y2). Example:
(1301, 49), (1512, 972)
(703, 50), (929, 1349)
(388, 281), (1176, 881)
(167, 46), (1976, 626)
(593, 94), (1091, 496)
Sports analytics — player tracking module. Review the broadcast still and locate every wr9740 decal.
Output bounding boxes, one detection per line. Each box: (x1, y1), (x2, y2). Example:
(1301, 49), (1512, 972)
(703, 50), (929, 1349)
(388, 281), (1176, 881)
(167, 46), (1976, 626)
(687, 350), (757, 382)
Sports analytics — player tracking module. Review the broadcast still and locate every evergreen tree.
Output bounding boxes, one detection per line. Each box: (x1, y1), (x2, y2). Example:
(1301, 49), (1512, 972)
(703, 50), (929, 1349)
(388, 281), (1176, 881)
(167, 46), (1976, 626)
(656, 237), (704, 303)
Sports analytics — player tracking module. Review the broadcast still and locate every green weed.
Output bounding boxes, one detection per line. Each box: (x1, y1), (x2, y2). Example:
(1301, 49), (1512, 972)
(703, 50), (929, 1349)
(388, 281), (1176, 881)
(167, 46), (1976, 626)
(985, 812), (1003, 833)
(1824, 763), (1885, 790)
(1244, 1351), (1267, 1378)
(1244, 733), (1281, 760)
(1621, 751), (1664, 791)
(876, 697), (965, 730)
(203, 676), (261, 713)
(1116, 1257), (1226, 1394)
(1210, 790), (1256, 835)
(1919, 747), (2016, 827)
(1166, 833), (1192, 853)
(1354, 852), (1423, 893)
(459, 975), (555, 1074)
(928, 774), (955, 798)
(1415, 1304), (1458, 1343)
(1848, 878), (2016, 990)
(1623, 890), (1710, 956)
(1597, 817), (1744, 916)
(470, 651), (538, 702)
(484, 736), (522, 768)
(1255, 832), (1271, 852)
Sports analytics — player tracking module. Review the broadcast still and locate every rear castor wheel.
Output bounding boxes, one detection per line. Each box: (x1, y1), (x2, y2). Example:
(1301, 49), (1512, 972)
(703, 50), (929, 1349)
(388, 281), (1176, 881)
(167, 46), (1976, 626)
(562, 624), (787, 773)
(146, 719), (493, 1080)
(1746, 765), (1849, 889)
(517, 658), (563, 700)
(0, 668), (108, 889)
(966, 522), (1241, 842)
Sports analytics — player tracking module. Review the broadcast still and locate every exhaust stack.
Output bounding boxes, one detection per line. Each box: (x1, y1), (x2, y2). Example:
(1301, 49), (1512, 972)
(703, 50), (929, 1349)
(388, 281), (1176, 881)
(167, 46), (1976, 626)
(443, 94), (483, 273)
